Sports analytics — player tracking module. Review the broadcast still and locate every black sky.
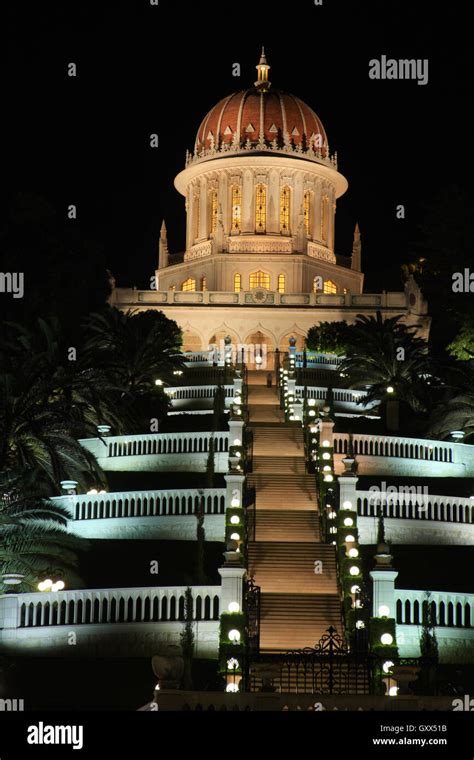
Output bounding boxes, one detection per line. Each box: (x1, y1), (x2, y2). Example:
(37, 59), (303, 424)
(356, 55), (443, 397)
(6, 0), (473, 293)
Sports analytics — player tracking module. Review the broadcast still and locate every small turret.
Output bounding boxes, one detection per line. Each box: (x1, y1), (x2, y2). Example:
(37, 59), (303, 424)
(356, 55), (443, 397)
(254, 47), (271, 92)
(158, 220), (169, 270)
(351, 222), (361, 272)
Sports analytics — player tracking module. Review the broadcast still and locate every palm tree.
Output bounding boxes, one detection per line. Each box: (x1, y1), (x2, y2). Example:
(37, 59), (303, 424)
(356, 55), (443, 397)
(340, 312), (433, 431)
(0, 321), (106, 493)
(427, 367), (474, 440)
(0, 472), (87, 591)
(82, 307), (184, 431)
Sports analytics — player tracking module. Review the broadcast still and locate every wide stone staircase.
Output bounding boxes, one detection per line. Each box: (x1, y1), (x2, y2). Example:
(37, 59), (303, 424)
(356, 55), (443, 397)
(246, 370), (343, 653)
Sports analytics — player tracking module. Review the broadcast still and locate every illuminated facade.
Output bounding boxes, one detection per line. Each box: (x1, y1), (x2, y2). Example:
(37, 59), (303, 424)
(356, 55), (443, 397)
(112, 50), (429, 359)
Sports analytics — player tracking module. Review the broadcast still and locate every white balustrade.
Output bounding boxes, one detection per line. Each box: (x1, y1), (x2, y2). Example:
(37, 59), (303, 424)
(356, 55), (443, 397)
(182, 351), (213, 366)
(53, 488), (226, 521)
(165, 385), (234, 409)
(295, 385), (376, 411)
(295, 352), (344, 369)
(80, 431), (229, 458)
(333, 433), (455, 462)
(395, 589), (474, 627)
(6, 585), (220, 629)
(357, 490), (474, 524)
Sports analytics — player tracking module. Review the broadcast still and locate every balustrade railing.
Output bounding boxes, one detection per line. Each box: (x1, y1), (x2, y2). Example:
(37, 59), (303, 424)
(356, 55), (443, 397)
(165, 385), (234, 401)
(294, 352), (344, 369)
(80, 431), (229, 458)
(53, 488), (226, 521)
(395, 590), (474, 627)
(357, 490), (473, 524)
(333, 433), (455, 463)
(10, 585), (221, 629)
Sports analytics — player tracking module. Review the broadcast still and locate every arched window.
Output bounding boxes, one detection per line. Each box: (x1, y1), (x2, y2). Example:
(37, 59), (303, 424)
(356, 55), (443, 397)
(249, 271), (270, 289)
(182, 278), (196, 292)
(280, 186), (290, 234)
(304, 191), (311, 235)
(210, 189), (218, 233)
(200, 276), (207, 291)
(234, 273), (241, 293)
(321, 195), (329, 242)
(277, 274), (285, 294)
(324, 279), (337, 294)
(231, 185), (241, 231)
(255, 184), (266, 233)
(313, 276), (322, 293)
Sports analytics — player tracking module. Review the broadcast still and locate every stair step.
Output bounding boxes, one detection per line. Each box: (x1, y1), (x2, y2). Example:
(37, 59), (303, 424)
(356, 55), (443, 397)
(248, 542), (338, 593)
(255, 510), (321, 541)
(258, 593), (343, 650)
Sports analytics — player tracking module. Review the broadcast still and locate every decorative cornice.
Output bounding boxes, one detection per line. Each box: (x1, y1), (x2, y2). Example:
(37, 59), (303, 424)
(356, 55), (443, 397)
(307, 241), (336, 263)
(185, 141), (338, 171)
(184, 240), (213, 262)
(227, 235), (293, 254)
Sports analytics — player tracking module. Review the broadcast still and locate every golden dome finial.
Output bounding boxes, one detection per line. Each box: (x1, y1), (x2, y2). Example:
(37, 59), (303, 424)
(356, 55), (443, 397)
(255, 47), (271, 92)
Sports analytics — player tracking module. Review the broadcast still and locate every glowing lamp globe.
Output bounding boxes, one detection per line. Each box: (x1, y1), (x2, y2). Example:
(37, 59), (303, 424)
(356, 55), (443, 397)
(348, 548), (359, 558)
(381, 633), (393, 646)
(383, 660), (394, 674)
(322, 452), (331, 460)
(228, 629), (241, 643)
(349, 566), (360, 576)
(345, 535), (355, 543)
(228, 602), (240, 613)
(322, 440), (330, 447)
(343, 517), (354, 527)
(226, 683), (239, 693)
(230, 515), (240, 525)
(342, 501), (352, 510)
(378, 605), (390, 617)
(388, 686), (398, 697)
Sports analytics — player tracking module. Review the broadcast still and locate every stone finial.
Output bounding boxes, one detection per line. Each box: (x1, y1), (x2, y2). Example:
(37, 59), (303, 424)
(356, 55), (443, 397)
(351, 222), (362, 272)
(158, 220), (169, 270)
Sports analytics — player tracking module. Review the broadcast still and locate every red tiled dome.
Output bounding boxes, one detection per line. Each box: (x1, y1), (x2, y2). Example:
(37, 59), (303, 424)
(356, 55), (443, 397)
(195, 88), (328, 156)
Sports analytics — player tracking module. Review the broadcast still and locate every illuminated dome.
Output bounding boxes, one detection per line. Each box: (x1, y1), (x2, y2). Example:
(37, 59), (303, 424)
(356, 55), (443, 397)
(187, 49), (335, 169)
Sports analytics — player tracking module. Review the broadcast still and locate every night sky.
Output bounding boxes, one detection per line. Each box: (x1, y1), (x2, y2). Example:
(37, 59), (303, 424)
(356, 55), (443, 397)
(6, 0), (473, 294)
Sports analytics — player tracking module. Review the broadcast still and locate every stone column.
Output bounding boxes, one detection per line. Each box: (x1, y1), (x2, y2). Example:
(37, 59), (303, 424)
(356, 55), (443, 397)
(218, 565), (246, 614)
(198, 177), (208, 241)
(338, 472), (359, 512)
(292, 172), (304, 251)
(312, 179), (322, 242)
(242, 169), (254, 233)
(370, 569), (399, 620)
(0, 594), (19, 629)
(267, 169), (279, 234)
(328, 188), (336, 254)
(185, 187), (193, 251)
(218, 173), (229, 238)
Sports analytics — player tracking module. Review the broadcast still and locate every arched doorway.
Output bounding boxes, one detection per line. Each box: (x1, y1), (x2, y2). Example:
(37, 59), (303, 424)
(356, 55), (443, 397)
(182, 330), (203, 352)
(245, 330), (275, 370)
